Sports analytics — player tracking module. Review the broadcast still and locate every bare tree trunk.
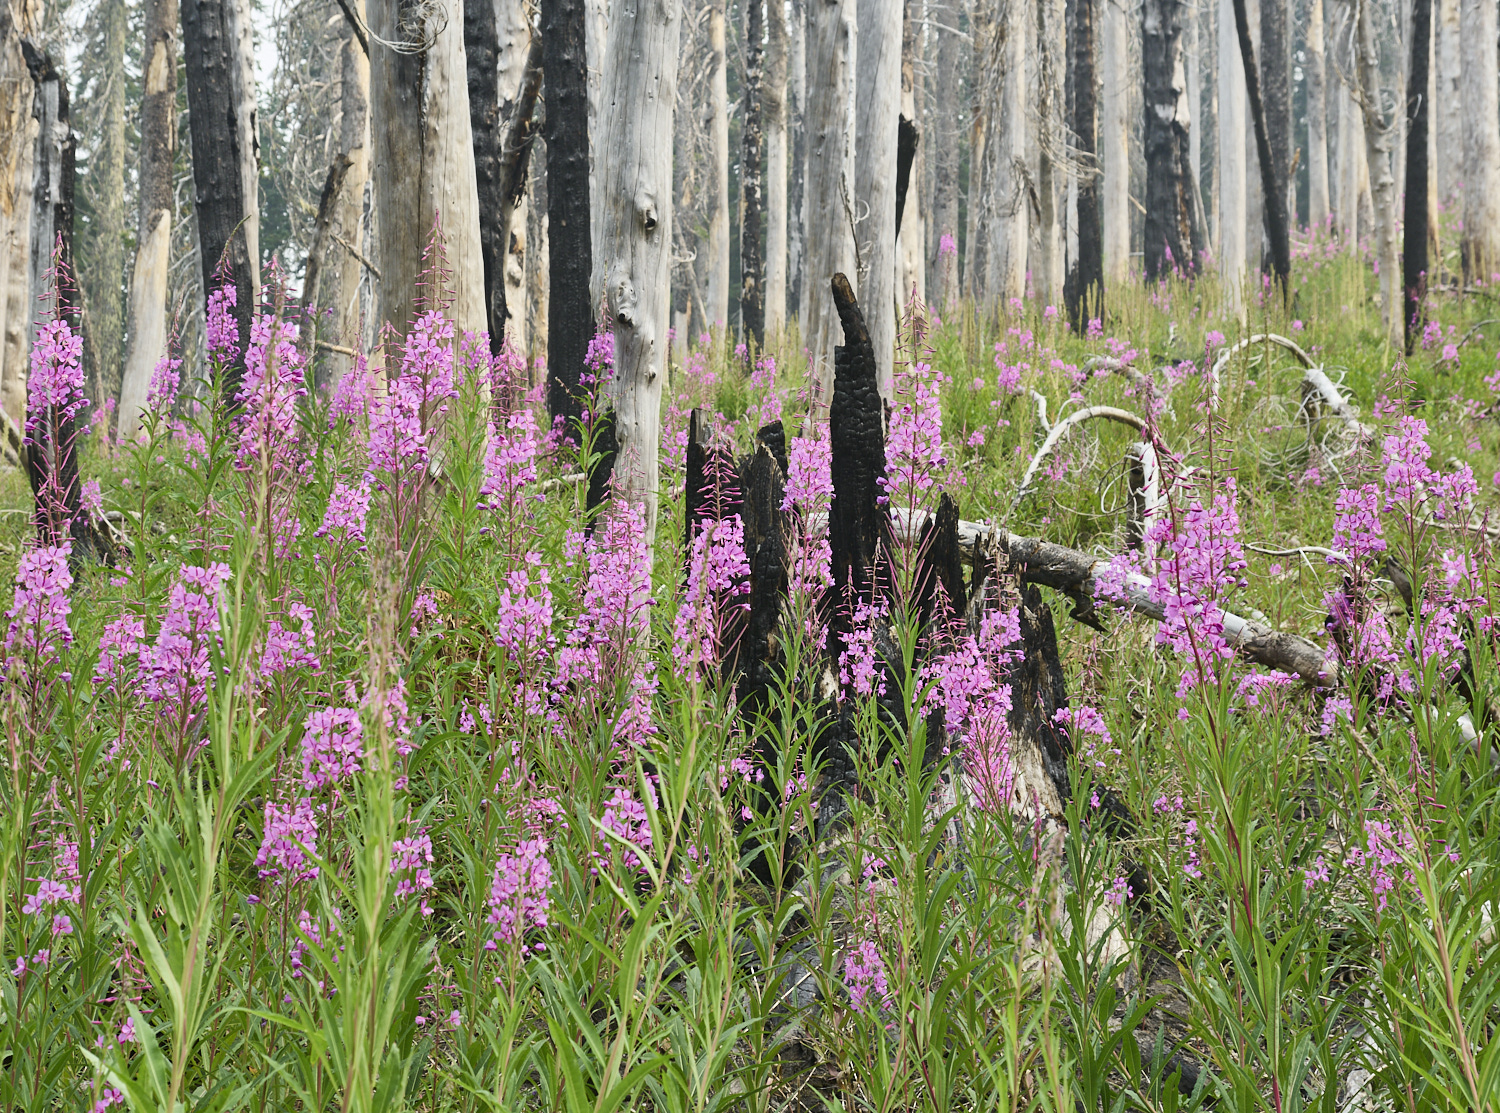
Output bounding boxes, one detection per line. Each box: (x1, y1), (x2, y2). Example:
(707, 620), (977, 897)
(706, 0), (730, 332)
(855, 0), (901, 391)
(985, 0), (1028, 305)
(1307, 0), (1330, 230)
(0, 1), (33, 433)
(1101, 0), (1130, 286)
(897, 0), (926, 309)
(1186, 0), (1201, 207)
(586, 0), (607, 221)
(1354, 0), (1400, 341)
(1217, 0), (1247, 312)
(1434, 0), (1460, 207)
(370, 0), (487, 345)
(327, 17), (370, 381)
(1231, 0), (1291, 301)
(765, 0), (789, 332)
(788, 0), (807, 316)
(1142, 0), (1203, 278)
(1066, 0), (1103, 326)
(963, 1), (989, 299)
(1036, 0), (1065, 306)
(542, 0), (592, 429)
(742, 0), (766, 347)
(182, 0), (259, 399)
(527, 132), (549, 364)
(1259, 0), (1290, 232)
(801, 0), (857, 402)
(596, 0), (681, 550)
(118, 0), (178, 438)
(927, 0), (961, 301)
(85, 0), (127, 409)
(1402, 0), (1431, 348)
(1459, 0), (1500, 283)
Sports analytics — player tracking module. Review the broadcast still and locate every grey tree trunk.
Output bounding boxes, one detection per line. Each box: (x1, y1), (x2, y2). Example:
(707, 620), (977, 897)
(1231, 0), (1291, 301)
(0, 1), (35, 432)
(1306, 0), (1330, 229)
(1101, 0), (1130, 285)
(706, 0), (730, 332)
(927, 0), (962, 303)
(963, 0), (989, 299)
(1066, 0), (1104, 326)
(788, 0), (807, 316)
(801, 0), (857, 403)
(1354, 0), (1401, 341)
(896, 0), (926, 310)
(1217, 0), (1246, 312)
(595, 0), (681, 550)
(742, 0), (766, 346)
(1259, 0), (1290, 230)
(118, 0), (178, 438)
(1036, 0), (1066, 306)
(84, 0), (127, 409)
(1433, 0), (1460, 206)
(182, 0), (260, 398)
(984, 0), (1028, 306)
(1459, 0), (1500, 284)
(327, 17), (370, 381)
(765, 0), (789, 332)
(1142, 0), (1203, 278)
(855, 0), (901, 392)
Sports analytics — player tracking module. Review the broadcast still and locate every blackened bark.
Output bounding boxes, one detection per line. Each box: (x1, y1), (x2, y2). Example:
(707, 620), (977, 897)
(1003, 581), (1072, 807)
(685, 408), (744, 549)
(913, 491), (966, 631)
(467, 0), (505, 347)
(741, 0), (766, 347)
(182, 0), (257, 398)
(1259, 0), (1290, 235)
(732, 437), (789, 707)
(584, 409), (617, 524)
(894, 114), (918, 239)
(825, 272), (888, 660)
(1065, 0), (1104, 328)
(1402, 0), (1432, 352)
(543, 0), (592, 434)
(21, 47), (107, 563)
(1142, 0), (1204, 278)
(1230, 0), (1291, 301)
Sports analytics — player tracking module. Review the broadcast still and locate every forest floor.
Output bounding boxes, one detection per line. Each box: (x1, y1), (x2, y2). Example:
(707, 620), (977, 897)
(3, 230), (1500, 1112)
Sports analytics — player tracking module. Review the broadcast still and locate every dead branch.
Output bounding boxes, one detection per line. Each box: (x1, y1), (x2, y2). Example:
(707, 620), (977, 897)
(1011, 405), (1148, 513)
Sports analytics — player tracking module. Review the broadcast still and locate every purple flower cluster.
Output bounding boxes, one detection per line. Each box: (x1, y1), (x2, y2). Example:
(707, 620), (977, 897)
(843, 939), (891, 1012)
(256, 797), (320, 883)
(4, 544), (74, 672)
(487, 837), (552, 950)
(391, 830), (435, 913)
(673, 514), (751, 671)
(881, 362), (948, 509)
(315, 480), (372, 546)
(301, 707), (364, 789)
(26, 318), (89, 434)
(140, 564), (232, 716)
(596, 786), (653, 874)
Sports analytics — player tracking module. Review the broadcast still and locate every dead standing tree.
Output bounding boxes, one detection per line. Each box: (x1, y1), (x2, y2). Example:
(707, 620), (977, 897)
(1142, 0), (1205, 279)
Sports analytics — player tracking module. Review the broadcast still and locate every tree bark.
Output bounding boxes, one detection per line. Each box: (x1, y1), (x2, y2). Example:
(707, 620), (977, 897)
(984, 0), (1028, 306)
(1402, 0), (1431, 350)
(0, 1), (33, 433)
(788, 0), (807, 317)
(1433, 0), (1460, 207)
(1065, 0), (1103, 327)
(1230, 0), (1291, 303)
(1459, 0), (1500, 284)
(542, 0), (592, 430)
(1142, 0), (1204, 279)
(963, 0), (989, 299)
(329, 14), (370, 381)
(706, 0), (730, 332)
(369, 0), (487, 348)
(801, 0), (857, 405)
(1354, 0), (1400, 342)
(467, 0), (504, 345)
(742, 0), (766, 347)
(1217, 0), (1246, 311)
(765, 0), (789, 332)
(1258, 0), (1290, 233)
(117, 0), (177, 438)
(1101, 0), (1130, 286)
(84, 0), (127, 410)
(1306, 0), (1330, 230)
(595, 0), (681, 551)
(854, 0), (901, 392)
(182, 0), (259, 400)
(896, 0), (925, 309)
(927, 0), (962, 303)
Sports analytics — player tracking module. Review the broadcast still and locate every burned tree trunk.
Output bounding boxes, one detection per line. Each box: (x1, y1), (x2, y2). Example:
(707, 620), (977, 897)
(1229, 0), (1291, 303)
(182, 0), (259, 398)
(467, 0), (504, 344)
(1258, 0), (1290, 236)
(741, 0), (766, 347)
(733, 433), (789, 710)
(1065, 0), (1103, 328)
(825, 272), (889, 660)
(542, 0), (592, 433)
(1402, 0), (1432, 352)
(1142, 0), (1204, 279)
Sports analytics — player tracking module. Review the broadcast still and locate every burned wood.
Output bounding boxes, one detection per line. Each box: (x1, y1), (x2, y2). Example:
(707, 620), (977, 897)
(825, 273), (889, 658)
(684, 408), (743, 550)
(583, 409), (618, 527)
(732, 439), (789, 710)
(894, 114), (919, 239)
(912, 491), (967, 630)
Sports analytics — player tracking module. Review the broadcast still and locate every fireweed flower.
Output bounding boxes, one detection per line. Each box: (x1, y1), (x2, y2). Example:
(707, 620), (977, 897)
(595, 786), (654, 874)
(315, 480), (372, 546)
(1346, 820), (1416, 913)
(486, 838), (552, 950)
(256, 797), (320, 883)
(205, 285), (240, 369)
(261, 603), (320, 677)
(4, 543), (74, 674)
(301, 707), (364, 789)
(93, 614), (145, 693)
(1328, 484), (1386, 565)
(963, 689), (1016, 812)
(140, 564), (232, 717)
(881, 362), (948, 510)
(26, 318), (89, 435)
(843, 940), (891, 1012)
(481, 408), (541, 505)
(329, 351), (376, 425)
(235, 313), (309, 473)
(673, 514), (751, 672)
(391, 830), (436, 913)
(837, 601), (887, 698)
(1055, 705), (1118, 774)
(146, 356), (182, 416)
(1382, 415), (1434, 513)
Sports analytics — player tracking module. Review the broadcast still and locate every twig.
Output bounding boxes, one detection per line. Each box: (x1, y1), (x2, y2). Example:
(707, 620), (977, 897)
(1011, 406), (1148, 514)
(333, 233), (382, 280)
(1246, 542), (1345, 560)
(316, 341), (357, 357)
